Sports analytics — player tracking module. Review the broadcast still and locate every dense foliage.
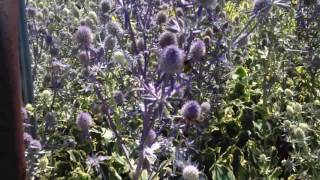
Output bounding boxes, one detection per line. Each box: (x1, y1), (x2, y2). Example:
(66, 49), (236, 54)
(23, 0), (320, 179)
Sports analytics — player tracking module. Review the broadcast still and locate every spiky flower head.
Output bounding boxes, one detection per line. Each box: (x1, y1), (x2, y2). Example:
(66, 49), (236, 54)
(145, 129), (156, 147)
(299, 123), (309, 131)
(292, 102), (302, 113)
(24, 133), (33, 146)
(159, 45), (184, 74)
(107, 21), (123, 36)
(283, 120), (291, 129)
(112, 51), (127, 65)
(88, 11), (98, 24)
(79, 51), (89, 66)
(156, 11), (168, 24)
(200, 102), (211, 113)
(27, 7), (37, 18)
(294, 127), (306, 141)
(29, 139), (42, 151)
(181, 101), (201, 122)
(159, 31), (177, 48)
(100, 0), (111, 13)
(182, 165), (200, 180)
(286, 105), (294, 116)
(104, 35), (116, 51)
(75, 25), (93, 47)
(259, 154), (269, 164)
(113, 90), (125, 105)
(189, 40), (206, 61)
(76, 112), (93, 130)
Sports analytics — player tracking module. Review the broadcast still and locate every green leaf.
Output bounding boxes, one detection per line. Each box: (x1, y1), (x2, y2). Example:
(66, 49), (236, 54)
(108, 166), (122, 180)
(235, 66), (248, 79)
(211, 164), (236, 180)
(139, 170), (148, 180)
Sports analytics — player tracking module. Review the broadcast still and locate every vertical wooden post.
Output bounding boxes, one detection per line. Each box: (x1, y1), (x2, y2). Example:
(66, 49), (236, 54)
(0, 0), (27, 179)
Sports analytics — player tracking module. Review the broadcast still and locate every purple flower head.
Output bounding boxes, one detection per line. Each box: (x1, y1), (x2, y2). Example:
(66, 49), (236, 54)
(76, 112), (93, 130)
(113, 90), (125, 106)
(100, 0), (111, 13)
(159, 45), (184, 74)
(104, 35), (116, 51)
(107, 21), (123, 36)
(190, 40), (206, 61)
(24, 133), (33, 146)
(156, 11), (168, 24)
(201, 102), (211, 113)
(181, 101), (201, 122)
(29, 139), (42, 151)
(159, 31), (177, 48)
(75, 25), (93, 47)
(27, 7), (37, 18)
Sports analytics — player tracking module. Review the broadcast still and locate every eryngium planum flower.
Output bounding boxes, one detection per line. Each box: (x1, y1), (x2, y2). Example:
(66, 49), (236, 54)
(107, 21), (123, 36)
(104, 35), (116, 51)
(156, 11), (168, 24)
(100, 0), (111, 13)
(24, 133), (33, 146)
(159, 45), (184, 74)
(113, 90), (125, 105)
(159, 31), (177, 48)
(189, 40), (206, 61)
(182, 165), (200, 180)
(181, 101), (201, 122)
(76, 112), (93, 130)
(200, 102), (211, 113)
(29, 139), (42, 151)
(75, 25), (93, 47)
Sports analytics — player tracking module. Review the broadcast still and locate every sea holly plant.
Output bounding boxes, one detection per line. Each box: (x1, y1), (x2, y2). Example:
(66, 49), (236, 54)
(23, 0), (320, 179)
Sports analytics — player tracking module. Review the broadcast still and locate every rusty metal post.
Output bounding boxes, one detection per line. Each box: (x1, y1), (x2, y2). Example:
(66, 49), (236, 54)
(0, 0), (27, 179)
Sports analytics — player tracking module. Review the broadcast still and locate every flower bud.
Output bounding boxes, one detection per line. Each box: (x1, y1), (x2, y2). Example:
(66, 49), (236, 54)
(182, 165), (199, 180)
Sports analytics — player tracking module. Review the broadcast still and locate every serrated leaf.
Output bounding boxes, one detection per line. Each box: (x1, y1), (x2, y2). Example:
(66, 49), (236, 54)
(211, 164), (236, 180)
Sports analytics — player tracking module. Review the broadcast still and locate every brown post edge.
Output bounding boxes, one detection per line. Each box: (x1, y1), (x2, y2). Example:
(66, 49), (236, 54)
(0, 0), (27, 179)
